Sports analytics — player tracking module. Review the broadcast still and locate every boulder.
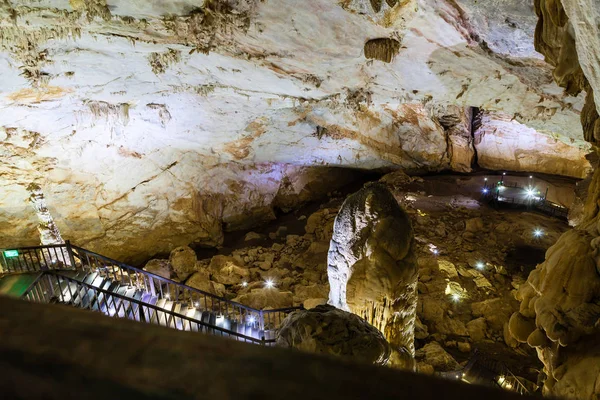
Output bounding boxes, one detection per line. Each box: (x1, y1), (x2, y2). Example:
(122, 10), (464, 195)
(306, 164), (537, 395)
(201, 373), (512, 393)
(186, 272), (226, 297)
(144, 259), (171, 279)
(294, 284), (329, 301)
(466, 318), (488, 342)
(169, 246), (197, 280)
(465, 217), (484, 232)
(233, 288), (293, 309)
(415, 342), (459, 372)
(303, 298), (327, 309)
(276, 305), (391, 365)
(244, 232), (265, 241)
(438, 260), (459, 278)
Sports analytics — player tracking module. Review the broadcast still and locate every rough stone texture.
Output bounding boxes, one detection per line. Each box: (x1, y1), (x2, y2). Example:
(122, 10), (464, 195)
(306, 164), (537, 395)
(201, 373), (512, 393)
(276, 304), (391, 365)
(533, 0), (600, 144)
(0, 0), (592, 262)
(415, 342), (459, 372)
(474, 112), (591, 178)
(327, 183), (417, 367)
(143, 258), (171, 280)
(169, 246), (197, 281)
(0, 295), (536, 400)
(233, 288), (294, 310)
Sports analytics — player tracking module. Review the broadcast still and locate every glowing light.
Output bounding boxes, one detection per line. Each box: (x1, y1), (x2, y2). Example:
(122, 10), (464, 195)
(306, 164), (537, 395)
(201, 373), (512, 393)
(482, 188), (488, 194)
(3, 250), (18, 258)
(476, 262), (485, 270)
(216, 315), (225, 325)
(498, 376), (506, 385)
(165, 293), (170, 300)
(526, 188), (536, 197)
(529, 176), (533, 179)
(484, 178), (488, 181)
(432, 249), (439, 255)
(503, 172), (506, 175)
(194, 302), (199, 307)
(506, 383), (513, 390)
(452, 294), (461, 302)
(241, 281), (248, 287)
(533, 229), (544, 238)
(265, 279), (275, 288)
(248, 316), (256, 324)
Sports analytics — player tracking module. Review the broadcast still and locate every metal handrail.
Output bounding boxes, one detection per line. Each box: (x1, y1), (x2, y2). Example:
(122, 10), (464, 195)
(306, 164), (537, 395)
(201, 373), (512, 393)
(25, 271), (270, 345)
(1, 243), (302, 332)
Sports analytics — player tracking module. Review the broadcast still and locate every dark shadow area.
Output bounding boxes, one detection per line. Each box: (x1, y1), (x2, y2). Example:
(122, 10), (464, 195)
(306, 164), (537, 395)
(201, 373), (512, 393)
(504, 245), (547, 275)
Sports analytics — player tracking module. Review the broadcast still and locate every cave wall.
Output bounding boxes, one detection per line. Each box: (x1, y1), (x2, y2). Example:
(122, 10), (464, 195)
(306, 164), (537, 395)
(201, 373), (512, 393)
(508, 1), (600, 398)
(0, 0), (593, 261)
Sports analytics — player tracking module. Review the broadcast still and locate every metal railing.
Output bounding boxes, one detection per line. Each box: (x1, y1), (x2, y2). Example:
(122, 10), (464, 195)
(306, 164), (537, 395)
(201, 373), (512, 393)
(69, 245), (298, 332)
(0, 243), (75, 274)
(23, 272), (267, 344)
(1, 242), (301, 339)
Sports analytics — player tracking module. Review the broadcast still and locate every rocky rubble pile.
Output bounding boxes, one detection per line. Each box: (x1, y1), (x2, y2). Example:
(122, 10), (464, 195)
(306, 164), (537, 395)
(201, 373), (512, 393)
(144, 172), (569, 378)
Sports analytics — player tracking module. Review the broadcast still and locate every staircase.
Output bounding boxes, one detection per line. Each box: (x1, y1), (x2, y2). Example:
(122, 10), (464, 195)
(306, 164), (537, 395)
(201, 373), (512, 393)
(1, 242), (301, 345)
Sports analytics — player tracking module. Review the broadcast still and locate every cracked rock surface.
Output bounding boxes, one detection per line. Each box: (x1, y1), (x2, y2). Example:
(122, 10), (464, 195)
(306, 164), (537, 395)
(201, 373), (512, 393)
(0, 0), (592, 261)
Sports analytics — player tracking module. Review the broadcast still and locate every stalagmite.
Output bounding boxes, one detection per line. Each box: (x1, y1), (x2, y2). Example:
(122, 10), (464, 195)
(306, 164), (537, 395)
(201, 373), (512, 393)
(27, 183), (65, 246)
(327, 182), (418, 368)
(27, 183), (70, 266)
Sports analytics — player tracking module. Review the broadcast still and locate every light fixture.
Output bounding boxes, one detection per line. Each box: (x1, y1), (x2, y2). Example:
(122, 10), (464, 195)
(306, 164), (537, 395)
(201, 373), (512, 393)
(265, 279), (275, 288)
(529, 175), (533, 179)
(533, 229), (543, 238)
(194, 302), (199, 308)
(452, 294), (461, 302)
(241, 281), (248, 287)
(432, 249), (439, 255)
(248, 316), (256, 324)
(482, 188), (488, 194)
(526, 188), (535, 197)
(484, 178), (488, 181)
(503, 172), (506, 175)
(476, 262), (485, 270)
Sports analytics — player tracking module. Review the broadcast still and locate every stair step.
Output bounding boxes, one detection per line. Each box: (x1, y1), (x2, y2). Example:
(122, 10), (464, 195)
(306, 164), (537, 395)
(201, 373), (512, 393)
(91, 274), (105, 288)
(83, 272), (99, 285)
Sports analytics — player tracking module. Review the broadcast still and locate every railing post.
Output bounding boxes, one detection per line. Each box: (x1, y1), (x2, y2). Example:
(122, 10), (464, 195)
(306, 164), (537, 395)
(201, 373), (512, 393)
(65, 240), (77, 269)
(259, 310), (264, 332)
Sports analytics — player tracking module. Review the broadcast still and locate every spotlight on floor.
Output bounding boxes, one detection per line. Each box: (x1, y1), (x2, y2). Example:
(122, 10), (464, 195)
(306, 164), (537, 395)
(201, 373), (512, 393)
(265, 279), (275, 288)
(476, 262), (485, 270)
(533, 229), (544, 238)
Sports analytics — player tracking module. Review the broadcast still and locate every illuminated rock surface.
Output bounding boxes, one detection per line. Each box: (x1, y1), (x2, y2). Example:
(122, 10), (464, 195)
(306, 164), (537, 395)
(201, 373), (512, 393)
(0, 0), (592, 262)
(503, 1), (600, 398)
(276, 304), (391, 365)
(326, 182), (417, 368)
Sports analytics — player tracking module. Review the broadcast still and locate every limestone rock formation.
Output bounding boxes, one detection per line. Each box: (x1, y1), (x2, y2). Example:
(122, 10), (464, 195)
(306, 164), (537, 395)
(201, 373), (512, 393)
(0, 0), (593, 263)
(169, 246), (197, 281)
(276, 304), (391, 366)
(509, 227), (600, 396)
(503, 1), (600, 398)
(327, 183), (418, 367)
